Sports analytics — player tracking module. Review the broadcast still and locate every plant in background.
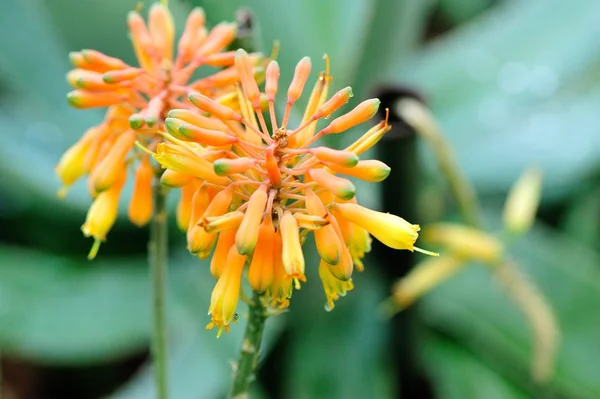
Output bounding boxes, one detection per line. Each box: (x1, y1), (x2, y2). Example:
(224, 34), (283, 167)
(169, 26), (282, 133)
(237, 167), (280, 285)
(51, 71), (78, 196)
(385, 98), (558, 383)
(54, 2), (265, 398)
(148, 49), (437, 396)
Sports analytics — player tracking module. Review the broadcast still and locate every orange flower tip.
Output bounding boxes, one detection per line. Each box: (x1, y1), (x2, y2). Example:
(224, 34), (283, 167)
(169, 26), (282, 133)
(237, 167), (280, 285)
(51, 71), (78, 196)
(129, 113), (145, 129)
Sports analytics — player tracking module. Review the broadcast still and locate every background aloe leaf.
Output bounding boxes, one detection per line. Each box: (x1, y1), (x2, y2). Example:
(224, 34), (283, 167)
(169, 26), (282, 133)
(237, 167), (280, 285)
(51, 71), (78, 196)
(418, 331), (529, 399)
(419, 208), (600, 399)
(393, 0), (600, 201)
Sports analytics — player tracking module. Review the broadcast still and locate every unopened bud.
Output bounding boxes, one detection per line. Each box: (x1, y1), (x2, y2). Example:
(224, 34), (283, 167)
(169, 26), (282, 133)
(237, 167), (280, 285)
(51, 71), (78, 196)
(423, 223), (503, 263)
(80, 49), (128, 72)
(128, 156), (154, 227)
(503, 167), (543, 235)
(67, 90), (123, 109)
(204, 211), (245, 233)
(196, 22), (237, 58)
(265, 61), (280, 101)
(102, 68), (144, 84)
(287, 57), (311, 104)
(313, 87), (353, 119)
(177, 8), (206, 62)
(322, 98), (380, 134)
(161, 169), (194, 188)
(308, 168), (355, 200)
(213, 157), (257, 176)
(165, 117), (237, 146)
(309, 147), (359, 167)
(189, 93), (241, 120)
(148, 3), (175, 61)
(236, 49), (261, 108)
(391, 256), (465, 310)
(327, 159), (390, 182)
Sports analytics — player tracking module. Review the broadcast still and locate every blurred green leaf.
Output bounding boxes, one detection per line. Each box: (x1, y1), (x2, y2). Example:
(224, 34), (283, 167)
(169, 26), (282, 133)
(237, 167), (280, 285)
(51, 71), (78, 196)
(0, 245), (148, 363)
(0, 243), (285, 397)
(437, 0), (495, 25)
(343, 0), (434, 99)
(0, 0), (103, 216)
(419, 209), (600, 398)
(419, 331), (529, 399)
(561, 184), (600, 252)
(197, 0), (375, 94)
(283, 245), (389, 399)
(110, 276), (286, 399)
(397, 0), (600, 201)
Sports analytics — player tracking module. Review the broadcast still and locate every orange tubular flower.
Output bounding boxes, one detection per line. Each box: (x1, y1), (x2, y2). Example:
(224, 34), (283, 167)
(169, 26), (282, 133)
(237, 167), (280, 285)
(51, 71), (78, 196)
(154, 49), (435, 332)
(57, 4), (260, 258)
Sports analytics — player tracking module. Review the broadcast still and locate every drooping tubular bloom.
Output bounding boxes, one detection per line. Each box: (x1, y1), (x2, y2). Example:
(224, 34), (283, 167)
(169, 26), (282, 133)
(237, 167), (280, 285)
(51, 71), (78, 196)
(56, 5), (263, 258)
(152, 49), (437, 336)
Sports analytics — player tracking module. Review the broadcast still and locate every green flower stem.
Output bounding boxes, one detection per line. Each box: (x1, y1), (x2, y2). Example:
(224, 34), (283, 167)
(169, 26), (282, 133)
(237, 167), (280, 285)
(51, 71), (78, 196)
(149, 181), (169, 399)
(396, 98), (481, 228)
(396, 98), (558, 382)
(229, 290), (267, 398)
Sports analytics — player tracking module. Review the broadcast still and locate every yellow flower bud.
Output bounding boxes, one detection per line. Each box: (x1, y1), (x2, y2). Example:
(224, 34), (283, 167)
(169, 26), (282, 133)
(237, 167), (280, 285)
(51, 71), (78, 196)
(280, 211), (305, 280)
(81, 171), (126, 259)
(235, 185), (268, 254)
(308, 168), (355, 200)
(503, 167), (543, 235)
(207, 245), (246, 336)
(423, 223), (503, 263)
(392, 256), (465, 310)
(319, 259), (354, 312)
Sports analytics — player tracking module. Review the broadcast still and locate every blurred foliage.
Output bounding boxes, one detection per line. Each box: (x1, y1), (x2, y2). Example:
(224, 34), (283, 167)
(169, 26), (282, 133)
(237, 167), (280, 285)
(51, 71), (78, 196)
(1, 0), (599, 398)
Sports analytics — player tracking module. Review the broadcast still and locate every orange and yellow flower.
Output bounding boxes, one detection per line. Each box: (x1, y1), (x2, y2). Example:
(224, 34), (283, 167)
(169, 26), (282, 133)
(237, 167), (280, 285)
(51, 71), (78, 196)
(152, 49), (436, 335)
(56, 5), (262, 258)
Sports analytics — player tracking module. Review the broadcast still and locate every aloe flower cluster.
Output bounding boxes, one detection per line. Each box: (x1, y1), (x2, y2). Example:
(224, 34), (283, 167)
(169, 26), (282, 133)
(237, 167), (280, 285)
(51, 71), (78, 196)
(152, 49), (434, 335)
(55, 4), (263, 258)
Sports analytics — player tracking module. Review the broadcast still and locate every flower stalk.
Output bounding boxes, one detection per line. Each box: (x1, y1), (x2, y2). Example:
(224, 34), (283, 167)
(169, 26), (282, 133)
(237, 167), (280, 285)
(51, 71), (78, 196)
(229, 290), (267, 398)
(395, 98), (481, 227)
(149, 179), (169, 399)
